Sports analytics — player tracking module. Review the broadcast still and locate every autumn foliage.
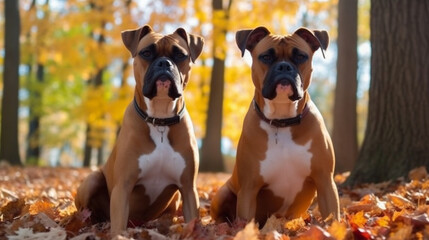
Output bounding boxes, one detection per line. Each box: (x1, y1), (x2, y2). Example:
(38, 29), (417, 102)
(1, 166), (429, 239)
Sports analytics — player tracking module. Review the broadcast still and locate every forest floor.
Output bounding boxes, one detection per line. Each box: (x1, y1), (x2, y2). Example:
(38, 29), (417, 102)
(1, 165), (429, 239)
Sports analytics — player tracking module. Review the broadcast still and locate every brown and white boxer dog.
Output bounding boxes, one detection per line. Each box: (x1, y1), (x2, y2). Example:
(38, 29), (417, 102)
(210, 26), (339, 226)
(75, 25), (204, 236)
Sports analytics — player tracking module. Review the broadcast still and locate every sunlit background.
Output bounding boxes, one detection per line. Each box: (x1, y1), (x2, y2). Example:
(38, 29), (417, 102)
(0, 0), (370, 169)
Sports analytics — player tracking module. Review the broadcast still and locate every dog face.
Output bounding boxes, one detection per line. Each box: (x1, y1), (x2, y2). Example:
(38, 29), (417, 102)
(236, 27), (329, 104)
(121, 25), (204, 101)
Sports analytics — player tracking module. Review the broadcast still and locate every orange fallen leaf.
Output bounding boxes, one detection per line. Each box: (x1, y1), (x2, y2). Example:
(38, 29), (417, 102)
(284, 218), (305, 232)
(386, 193), (414, 209)
(295, 225), (333, 240)
(0, 199), (25, 221)
(375, 215), (390, 228)
(349, 211), (367, 229)
(327, 221), (347, 240)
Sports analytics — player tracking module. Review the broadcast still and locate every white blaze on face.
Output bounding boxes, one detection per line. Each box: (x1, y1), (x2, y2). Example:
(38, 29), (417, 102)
(259, 121), (313, 215)
(137, 125), (186, 204)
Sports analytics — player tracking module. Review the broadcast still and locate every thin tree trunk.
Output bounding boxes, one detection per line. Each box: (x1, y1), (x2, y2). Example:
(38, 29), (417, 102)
(83, 67), (105, 167)
(332, 0), (358, 173)
(200, 0), (232, 172)
(82, 2), (106, 166)
(26, 64), (44, 165)
(1, 0), (22, 165)
(346, 0), (429, 185)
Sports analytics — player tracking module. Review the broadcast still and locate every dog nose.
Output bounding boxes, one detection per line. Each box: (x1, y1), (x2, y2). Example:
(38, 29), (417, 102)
(157, 58), (173, 69)
(276, 61), (294, 73)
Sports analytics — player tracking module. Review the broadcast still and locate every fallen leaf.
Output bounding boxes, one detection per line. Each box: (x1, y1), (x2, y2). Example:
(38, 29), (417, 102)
(284, 218), (306, 232)
(408, 166), (428, 180)
(397, 213), (429, 228)
(386, 193), (414, 209)
(327, 221), (347, 240)
(7, 227), (67, 240)
(349, 211), (367, 229)
(295, 225), (334, 240)
(234, 221), (259, 240)
(375, 215), (390, 228)
(29, 200), (55, 219)
(388, 224), (412, 240)
(1, 199), (25, 221)
(261, 215), (286, 234)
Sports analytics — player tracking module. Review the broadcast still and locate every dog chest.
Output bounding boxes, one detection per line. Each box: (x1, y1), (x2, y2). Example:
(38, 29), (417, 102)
(259, 121), (313, 214)
(137, 125), (186, 204)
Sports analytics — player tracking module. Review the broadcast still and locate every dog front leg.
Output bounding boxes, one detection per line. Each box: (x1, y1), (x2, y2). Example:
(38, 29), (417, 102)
(180, 184), (199, 222)
(236, 187), (259, 221)
(315, 174), (340, 221)
(110, 183), (132, 236)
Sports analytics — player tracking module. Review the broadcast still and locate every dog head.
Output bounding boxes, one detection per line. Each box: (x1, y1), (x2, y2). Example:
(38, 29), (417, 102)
(236, 27), (328, 105)
(122, 25), (204, 107)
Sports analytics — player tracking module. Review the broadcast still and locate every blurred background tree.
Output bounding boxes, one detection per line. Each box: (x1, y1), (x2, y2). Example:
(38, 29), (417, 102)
(0, 0), (378, 179)
(332, 0), (358, 173)
(1, 0), (21, 165)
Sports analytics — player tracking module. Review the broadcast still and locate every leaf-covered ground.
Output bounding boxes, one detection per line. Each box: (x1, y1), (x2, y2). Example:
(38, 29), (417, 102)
(1, 165), (429, 239)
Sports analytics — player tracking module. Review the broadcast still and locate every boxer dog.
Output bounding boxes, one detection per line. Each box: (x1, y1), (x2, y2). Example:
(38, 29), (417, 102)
(75, 25), (204, 236)
(211, 26), (339, 226)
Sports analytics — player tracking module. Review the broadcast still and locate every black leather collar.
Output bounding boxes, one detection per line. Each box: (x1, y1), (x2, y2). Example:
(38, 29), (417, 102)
(253, 99), (309, 128)
(133, 97), (185, 126)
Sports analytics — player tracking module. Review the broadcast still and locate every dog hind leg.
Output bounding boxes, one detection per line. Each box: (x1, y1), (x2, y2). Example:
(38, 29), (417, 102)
(75, 170), (110, 223)
(210, 184), (237, 224)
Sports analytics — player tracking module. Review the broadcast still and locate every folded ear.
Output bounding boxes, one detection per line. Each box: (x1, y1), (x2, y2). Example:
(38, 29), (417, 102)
(294, 28), (329, 58)
(174, 28), (205, 63)
(236, 26), (270, 57)
(121, 25), (153, 57)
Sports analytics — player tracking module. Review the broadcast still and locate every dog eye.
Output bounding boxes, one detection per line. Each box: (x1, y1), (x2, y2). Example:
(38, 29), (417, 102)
(259, 54), (274, 63)
(139, 50), (152, 59)
(174, 52), (187, 61)
(292, 49), (308, 64)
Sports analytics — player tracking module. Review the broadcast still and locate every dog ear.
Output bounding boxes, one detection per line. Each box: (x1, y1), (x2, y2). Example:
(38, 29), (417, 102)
(294, 28), (329, 58)
(174, 28), (205, 63)
(121, 25), (153, 57)
(236, 27), (270, 57)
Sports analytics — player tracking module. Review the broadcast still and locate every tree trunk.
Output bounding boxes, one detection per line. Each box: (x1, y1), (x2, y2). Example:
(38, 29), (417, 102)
(83, 68), (105, 167)
(200, 0), (232, 172)
(82, 3), (106, 166)
(1, 0), (22, 165)
(346, 0), (429, 185)
(26, 64), (44, 165)
(83, 125), (92, 167)
(332, 0), (358, 173)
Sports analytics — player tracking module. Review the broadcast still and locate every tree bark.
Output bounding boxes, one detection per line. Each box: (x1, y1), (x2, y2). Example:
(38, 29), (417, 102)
(199, 0), (232, 172)
(332, 0), (358, 173)
(1, 0), (22, 165)
(346, 0), (429, 185)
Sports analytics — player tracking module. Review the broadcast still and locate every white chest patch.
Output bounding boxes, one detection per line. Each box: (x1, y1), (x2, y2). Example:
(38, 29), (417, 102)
(259, 121), (313, 215)
(137, 125), (186, 204)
